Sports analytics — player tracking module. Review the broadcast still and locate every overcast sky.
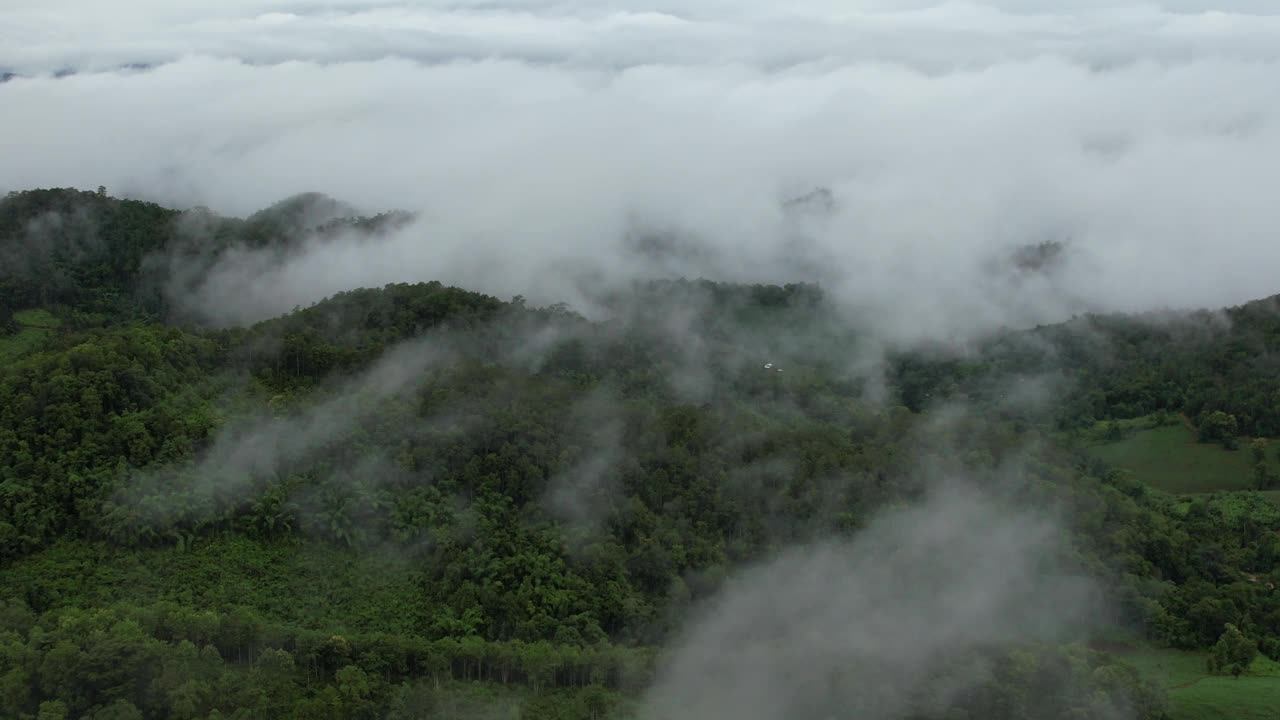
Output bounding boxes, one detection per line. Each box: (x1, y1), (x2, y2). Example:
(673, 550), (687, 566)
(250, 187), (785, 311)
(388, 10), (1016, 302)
(3, 1), (1280, 338)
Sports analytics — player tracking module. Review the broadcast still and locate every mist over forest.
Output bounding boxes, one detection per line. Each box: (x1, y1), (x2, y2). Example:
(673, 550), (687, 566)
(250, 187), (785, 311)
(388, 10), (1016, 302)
(3, 2), (1280, 720)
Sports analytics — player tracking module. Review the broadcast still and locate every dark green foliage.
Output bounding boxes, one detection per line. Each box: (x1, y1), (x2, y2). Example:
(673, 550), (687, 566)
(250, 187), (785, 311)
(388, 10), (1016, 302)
(0, 594), (1170, 720)
(1208, 623), (1257, 677)
(0, 189), (178, 319)
(224, 280), (509, 391)
(0, 304), (16, 334)
(892, 297), (1280, 438)
(1200, 410), (1240, 449)
(1250, 438), (1268, 464)
(942, 644), (1169, 720)
(1250, 439), (1274, 490)
(0, 324), (223, 555)
(0, 188), (412, 328)
(0, 598), (636, 719)
(2, 189), (1276, 719)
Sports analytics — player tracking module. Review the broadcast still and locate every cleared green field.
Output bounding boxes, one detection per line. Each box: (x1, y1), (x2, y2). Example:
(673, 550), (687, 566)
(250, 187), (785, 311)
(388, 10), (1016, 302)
(1123, 648), (1280, 720)
(0, 308), (60, 364)
(1087, 424), (1280, 494)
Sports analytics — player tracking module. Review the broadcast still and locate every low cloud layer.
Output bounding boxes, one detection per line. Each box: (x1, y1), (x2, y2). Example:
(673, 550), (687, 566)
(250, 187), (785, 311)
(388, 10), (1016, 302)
(6, 2), (1280, 75)
(4, 2), (1280, 341)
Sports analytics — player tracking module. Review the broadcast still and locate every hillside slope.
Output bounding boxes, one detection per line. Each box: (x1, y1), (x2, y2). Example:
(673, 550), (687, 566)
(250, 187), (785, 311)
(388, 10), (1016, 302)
(2, 190), (1278, 719)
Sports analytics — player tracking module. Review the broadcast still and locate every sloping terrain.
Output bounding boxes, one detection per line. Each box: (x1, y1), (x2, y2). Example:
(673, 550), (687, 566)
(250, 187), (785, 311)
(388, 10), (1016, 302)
(2, 189), (1279, 719)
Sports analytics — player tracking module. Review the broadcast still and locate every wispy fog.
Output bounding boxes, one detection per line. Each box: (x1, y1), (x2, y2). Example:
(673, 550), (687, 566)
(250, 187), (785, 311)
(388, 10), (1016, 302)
(638, 480), (1104, 720)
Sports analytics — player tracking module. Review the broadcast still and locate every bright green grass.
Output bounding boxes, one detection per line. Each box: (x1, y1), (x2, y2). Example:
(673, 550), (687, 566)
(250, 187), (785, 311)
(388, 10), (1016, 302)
(1123, 648), (1280, 720)
(0, 308), (61, 364)
(1086, 424), (1280, 494)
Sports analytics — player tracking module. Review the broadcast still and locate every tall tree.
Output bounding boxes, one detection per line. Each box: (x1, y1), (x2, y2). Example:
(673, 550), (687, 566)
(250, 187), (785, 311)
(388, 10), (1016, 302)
(1208, 624), (1257, 678)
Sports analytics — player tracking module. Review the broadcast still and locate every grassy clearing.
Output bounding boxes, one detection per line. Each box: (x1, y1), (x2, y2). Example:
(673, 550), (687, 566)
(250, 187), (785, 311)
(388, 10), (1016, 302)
(0, 308), (61, 364)
(1122, 648), (1280, 720)
(1086, 423), (1280, 494)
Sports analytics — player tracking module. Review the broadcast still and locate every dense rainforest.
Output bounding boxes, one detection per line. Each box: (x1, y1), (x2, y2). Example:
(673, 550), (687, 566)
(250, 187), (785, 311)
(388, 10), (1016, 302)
(2, 188), (1279, 719)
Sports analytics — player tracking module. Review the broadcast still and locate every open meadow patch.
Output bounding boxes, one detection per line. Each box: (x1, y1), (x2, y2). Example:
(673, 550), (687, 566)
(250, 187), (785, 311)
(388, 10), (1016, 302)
(1087, 423), (1280, 495)
(0, 308), (60, 363)
(1123, 648), (1280, 720)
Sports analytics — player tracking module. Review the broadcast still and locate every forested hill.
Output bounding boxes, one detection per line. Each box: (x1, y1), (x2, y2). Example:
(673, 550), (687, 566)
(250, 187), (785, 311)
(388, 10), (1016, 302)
(890, 296), (1280, 439)
(2, 188), (1279, 719)
(0, 188), (410, 326)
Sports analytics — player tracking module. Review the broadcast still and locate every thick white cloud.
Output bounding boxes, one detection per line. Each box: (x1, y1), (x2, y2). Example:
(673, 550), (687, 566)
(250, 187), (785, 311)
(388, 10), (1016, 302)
(6, 1), (1280, 74)
(3, 2), (1280, 340)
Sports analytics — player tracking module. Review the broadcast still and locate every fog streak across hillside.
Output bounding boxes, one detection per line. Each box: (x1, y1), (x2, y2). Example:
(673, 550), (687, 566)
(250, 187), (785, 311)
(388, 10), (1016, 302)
(637, 479), (1110, 720)
(113, 332), (460, 529)
(4, 1), (1280, 342)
